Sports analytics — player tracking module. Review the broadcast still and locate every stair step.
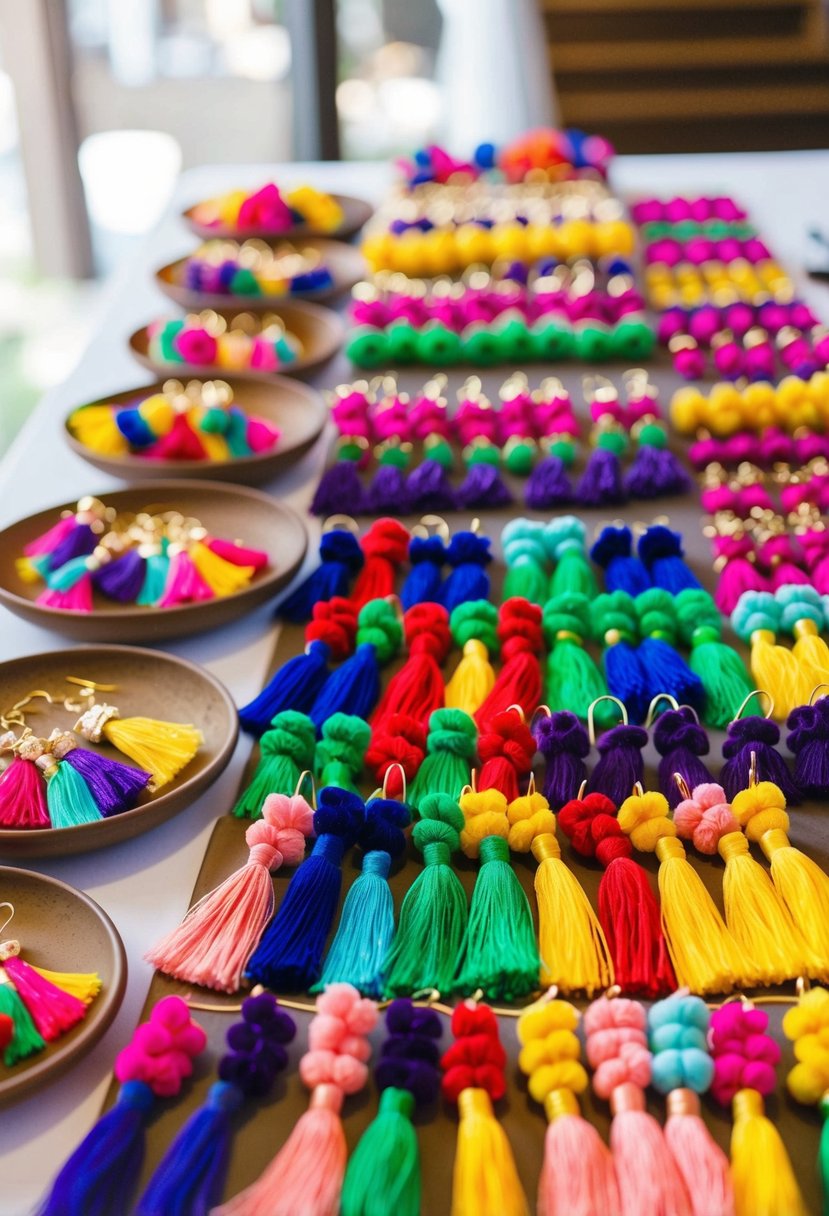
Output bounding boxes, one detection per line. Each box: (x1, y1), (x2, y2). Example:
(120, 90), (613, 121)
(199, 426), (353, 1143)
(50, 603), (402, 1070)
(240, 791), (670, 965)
(544, 0), (806, 11)
(590, 112), (829, 153)
(551, 32), (825, 71)
(559, 80), (829, 122)
(547, 6), (807, 40)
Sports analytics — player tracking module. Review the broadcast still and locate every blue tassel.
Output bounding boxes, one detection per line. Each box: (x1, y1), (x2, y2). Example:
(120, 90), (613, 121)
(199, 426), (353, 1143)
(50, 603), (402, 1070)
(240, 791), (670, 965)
(239, 640), (333, 736)
(278, 529), (364, 623)
(308, 642), (381, 730)
(440, 531), (492, 613)
(401, 534), (447, 610)
(603, 641), (651, 724)
(116, 409), (155, 447)
(245, 787), (364, 990)
(638, 637), (705, 715)
(38, 1080), (155, 1216)
(637, 524), (703, 593)
(134, 1082), (239, 1216)
(590, 525), (652, 595)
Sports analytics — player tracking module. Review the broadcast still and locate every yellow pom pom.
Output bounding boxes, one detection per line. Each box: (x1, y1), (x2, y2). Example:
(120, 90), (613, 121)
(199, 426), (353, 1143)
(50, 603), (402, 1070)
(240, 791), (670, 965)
(596, 220), (634, 256)
(455, 225), (493, 268)
(528, 1059), (588, 1105)
(518, 1000), (580, 1044)
(15, 557), (41, 583)
(670, 387), (707, 435)
(139, 394), (175, 436)
(68, 406), (129, 457)
(617, 789), (675, 853)
(557, 219), (593, 260)
(361, 233), (393, 273)
(198, 428), (231, 461)
(785, 989), (829, 1105)
(741, 382), (777, 429)
(458, 788), (509, 858)
(730, 781), (788, 840)
(506, 791), (556, 852)
(519, 1029), (581, 1074)
(707, 383), (744, 436)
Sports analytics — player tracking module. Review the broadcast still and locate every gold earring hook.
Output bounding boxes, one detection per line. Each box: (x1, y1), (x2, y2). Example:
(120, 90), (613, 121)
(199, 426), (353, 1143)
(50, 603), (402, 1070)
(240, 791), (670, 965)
(0, 903), (13, 938)
(0, 690), (53, 730)
(382, 762), (407, 803)
(749, 750), (758, 789)
(809, 683), (829, 705)
(587, 695), (627, 745)
(673, 772), (693, 801)
(733, 689), (773, 721)
(293, 770), (316, 808)
(644, 693), (678, 727)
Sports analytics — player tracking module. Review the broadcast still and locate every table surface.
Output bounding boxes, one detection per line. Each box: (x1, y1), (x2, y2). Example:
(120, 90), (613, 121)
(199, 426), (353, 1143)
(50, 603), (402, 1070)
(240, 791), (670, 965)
(2, 150), (829, 1216)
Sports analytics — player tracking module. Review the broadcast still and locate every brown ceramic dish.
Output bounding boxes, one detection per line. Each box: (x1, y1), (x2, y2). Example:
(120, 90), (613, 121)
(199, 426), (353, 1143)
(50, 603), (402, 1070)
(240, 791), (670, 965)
(155, 238), (366, 308)
(0, 481), (306, 642)
(128, 300), (345, 382)
(182, 192), (373, 242)
(63, 376), (327, 485)
(0, 644), (238, 857)
(0, 866), (127, 1103)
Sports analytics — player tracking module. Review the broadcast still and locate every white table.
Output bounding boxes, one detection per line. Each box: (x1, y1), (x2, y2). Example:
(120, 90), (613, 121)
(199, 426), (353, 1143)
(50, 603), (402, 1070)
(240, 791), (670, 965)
(2, 152), (829, 1215)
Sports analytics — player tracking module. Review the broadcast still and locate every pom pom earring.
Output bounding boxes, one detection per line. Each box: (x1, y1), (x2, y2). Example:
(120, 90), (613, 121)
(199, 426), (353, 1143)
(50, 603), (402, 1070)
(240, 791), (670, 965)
(651, 701), (713, 806)
(400, 515), (449, 610)
(444, 600), (499, 717)
(720, 691), (800, 803)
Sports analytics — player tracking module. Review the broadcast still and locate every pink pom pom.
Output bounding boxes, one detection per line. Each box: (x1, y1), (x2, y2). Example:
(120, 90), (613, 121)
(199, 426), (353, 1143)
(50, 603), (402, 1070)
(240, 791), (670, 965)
(709, 1002), (780, 1106)
(115, 996), (206, 1096)
(174, 326), (218, 366)
(260, 792), (314, 865)
(246, 415), (281, 453)
(674, 784), (738, 854)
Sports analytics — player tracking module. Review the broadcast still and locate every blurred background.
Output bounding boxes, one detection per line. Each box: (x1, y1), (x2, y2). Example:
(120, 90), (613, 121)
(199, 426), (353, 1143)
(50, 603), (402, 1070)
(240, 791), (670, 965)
(0, 0), (827, 451)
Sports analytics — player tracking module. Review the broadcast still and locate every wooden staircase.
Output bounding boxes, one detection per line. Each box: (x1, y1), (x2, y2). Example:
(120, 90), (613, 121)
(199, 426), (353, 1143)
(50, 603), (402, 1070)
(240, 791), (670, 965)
(542, 0), (829, 152)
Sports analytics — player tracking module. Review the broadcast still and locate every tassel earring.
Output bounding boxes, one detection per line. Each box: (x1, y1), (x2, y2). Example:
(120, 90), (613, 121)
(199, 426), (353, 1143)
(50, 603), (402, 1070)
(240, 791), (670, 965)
(543, 594), (610, 721)
(587, 697), (648, 806)
(244, 786), (365, 991)
(400, 515), (449, 610)
(310, 436), (369, 517)
(145, 781), (315, 992)
(441, 1000), (529, 1216)
(38, 996), (207, 1216)
(309, 597), (404, 730)
(341, 998), (442, 1216)
(730, 591), (804, 719)
(784, 985), (829, 1208)
(575, 379), (628, 506)
(591, 592), (650, 724)
(315, 712), (371, 793)
(533, 709), (590, 809)
(445, 600), (499, 716)
(674, 587), (754, 729)
(67, 676), (202, 790)
(591, 522), (652, 595)
(635, 590), (705, 712)
(709, 1000), (808, 1216)
(278, 516), (363, 622)
(135, 993), (295, 1216)
(545, 514), (598, 599)
(720, 690), (801, 802)
(409, 708), (477, 808)
(213, 985), (378, 1216)
(519, 998), (620, 1216)
(238, 597), (359, 735)
(312, 772), (411, 996)
(787, 685), (829, 796)
(474, 597), (543, 730)
(364, 439), (415, 514)
(477, 705), (535, 802)
(648, 993), (734, 1216)
(501, 519), (550, 605)
(622, 372), (692, 499)
(371, 603), (451, 733)
(651, 700), (714, 806)
(440, 523), (493, 614)
(584, 995), (692, 1216)
(232, 712), (317, 818)
(348, 517), (411, 608)
(364, 712), (427, 800)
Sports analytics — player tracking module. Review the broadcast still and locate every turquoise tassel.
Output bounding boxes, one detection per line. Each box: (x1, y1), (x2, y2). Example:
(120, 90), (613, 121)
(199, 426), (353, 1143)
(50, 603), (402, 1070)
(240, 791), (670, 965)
(46, 760), (102, 828)
(47, 555), (93, 590)
(136, 550), (170, 606)
(225, 408), (252, 458)
(311, 850), (394, 997)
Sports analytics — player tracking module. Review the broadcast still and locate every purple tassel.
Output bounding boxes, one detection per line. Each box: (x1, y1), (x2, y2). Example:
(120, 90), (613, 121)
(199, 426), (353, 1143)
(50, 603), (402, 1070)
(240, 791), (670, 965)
(364, 464), (413, 515)
(93, 550), (146, 602)
(588, 723), (648, 806)
(534, 711), (590, 808)
(653, 706), (713, 808)
(624, 445), (692, 499)
(311, 462), (365, 517)
(720, 715), (801, 804)
(46, 522), (98, 572)
(405, 460), (456, 513)
(63, 746), (151, 816)
(574, 448), (626, 507)
(787, 700), (829, 797)
(455, 462), (513, 509)
(524, 455), (573, 509)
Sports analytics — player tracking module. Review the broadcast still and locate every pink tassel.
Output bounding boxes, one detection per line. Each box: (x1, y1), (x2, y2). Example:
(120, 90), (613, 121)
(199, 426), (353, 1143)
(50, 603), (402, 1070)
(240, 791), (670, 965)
(246, 416), (281, 453)
(664, 1096), (734, 1216)
(0, 756), (49, 828)
(1, 954), (86, 1040)
(158, 549), (213, 607)
(214, 983), (378, 1216)
(206, 537), (269, 571)
(145, 794), (314, 992)
(538, 1115), (621, 1216)
(143, 412), (207, 461)
(23, 516), (75, 557)
(37, 578), (94, 612)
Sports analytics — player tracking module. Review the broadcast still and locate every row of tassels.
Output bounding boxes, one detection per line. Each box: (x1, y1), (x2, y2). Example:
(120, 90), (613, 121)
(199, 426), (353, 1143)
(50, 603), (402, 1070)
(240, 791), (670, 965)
(38, 984), (812, 1216)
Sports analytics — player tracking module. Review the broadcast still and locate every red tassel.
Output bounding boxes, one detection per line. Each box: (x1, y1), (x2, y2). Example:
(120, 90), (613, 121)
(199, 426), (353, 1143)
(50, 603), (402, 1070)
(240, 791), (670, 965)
(207, 537), (270, 571)
(477, 708), (536, 802)
(475, 598), (543, 730)
(371, 603), (450, 730)
(364, 713), (427, 796)
(306, 596), (359, 661)
(0, 755), (49, 828)
(348, 518), (410, 608)
(142, 412), (207, 460)
(559, 794), (676, 997)
(1, 954), (87, 1040)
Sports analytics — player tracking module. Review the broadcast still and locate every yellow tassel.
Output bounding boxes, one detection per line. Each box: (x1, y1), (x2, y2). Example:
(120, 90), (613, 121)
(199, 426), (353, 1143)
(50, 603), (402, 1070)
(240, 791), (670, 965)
(15, 557), (40, 583)
(102, 716), (203, 790)
(618, 790), (744, 994)
(31, 965), (101, 1004)
(445, 640), (496, 715)
(139, 393), (175, 436)
(530, 833), (613, 994)
(746, 629), (800, 719)
(730, 1089), (807, 1216)
(718, 830), (812, 985)
(197, 427), (231, 461)
(190, 542), (255, 598)
(451, 1089), (530, 1216)
(733, 781), (829, 975)
(791, 617), (829, 695)
(67, 406), (129, 456)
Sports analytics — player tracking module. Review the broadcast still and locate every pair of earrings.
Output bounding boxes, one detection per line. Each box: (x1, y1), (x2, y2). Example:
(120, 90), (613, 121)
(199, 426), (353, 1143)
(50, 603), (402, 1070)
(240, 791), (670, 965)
(0, 678), (202, 830)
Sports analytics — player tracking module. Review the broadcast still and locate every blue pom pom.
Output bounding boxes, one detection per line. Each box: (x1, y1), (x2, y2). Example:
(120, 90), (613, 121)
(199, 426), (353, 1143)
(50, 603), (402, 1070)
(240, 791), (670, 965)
(591, 525), (652, 595)
(440, 531), (492, 612)
(401, 535), (447, 610)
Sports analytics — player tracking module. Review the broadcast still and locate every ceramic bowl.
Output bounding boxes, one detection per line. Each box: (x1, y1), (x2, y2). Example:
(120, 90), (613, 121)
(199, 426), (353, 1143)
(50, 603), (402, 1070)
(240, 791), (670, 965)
(181, 192), (373, 242)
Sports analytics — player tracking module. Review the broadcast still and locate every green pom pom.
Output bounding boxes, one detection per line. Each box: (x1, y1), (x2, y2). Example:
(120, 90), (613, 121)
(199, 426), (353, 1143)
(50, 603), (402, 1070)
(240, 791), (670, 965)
(547, 436), (576, 465)
(230, 267), (260, 296)
(496, 317), (534, 362)
(157, 319), (186, 363)
(386, 320), (419, 363)
(465, 441), (500, 468)
(610, 319), (655, 361)
(460, 324), (502, 366)
(379, 444), (410, 469)
(635, 587), (678, 645)
(316, 712), (371, 792)
(423, 436), (454, 469)
(575, 323), (612, 362)
(199, 405), (229, 435)
(591, 590), (640, 644)
(233, 711), (316, 818)
(638, 421), (667, 449)
(596, 428), (628, 457)
(341, 1089), (421, 1216)
(675, 588), (721, 645)
(356, 599), (404, 662)
(347, 327), (390, 368)
(415, 321), (462, 365)
(338, 439), (367, 463)
(449, 601), (499, 653)
(503, 439), (535, 476)
(530, 318), (575, 361)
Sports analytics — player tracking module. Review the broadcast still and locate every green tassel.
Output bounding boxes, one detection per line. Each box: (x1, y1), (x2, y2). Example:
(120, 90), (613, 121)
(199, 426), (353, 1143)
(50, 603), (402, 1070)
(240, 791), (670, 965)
(383, 794), (467, 997)
(315, 713), (371, 793)
(409, 709), (477, 809)
(676, 588), (753, 728)
(542, 593), (612, 725)
(502, 520), (549, 606)
(503, 559), (548, 606)
(311, 851), (394, 997)
(0, 977), (45, 1065)
(545, 517), (598, 599)
(341, 1088), (420, 1216)
(454, 835), (539, 1001)
(46, 761), (102, 828)
(136, 548), (170, 606)
(232, 711), (316, 818)
(820, 1098), (829, 1216)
